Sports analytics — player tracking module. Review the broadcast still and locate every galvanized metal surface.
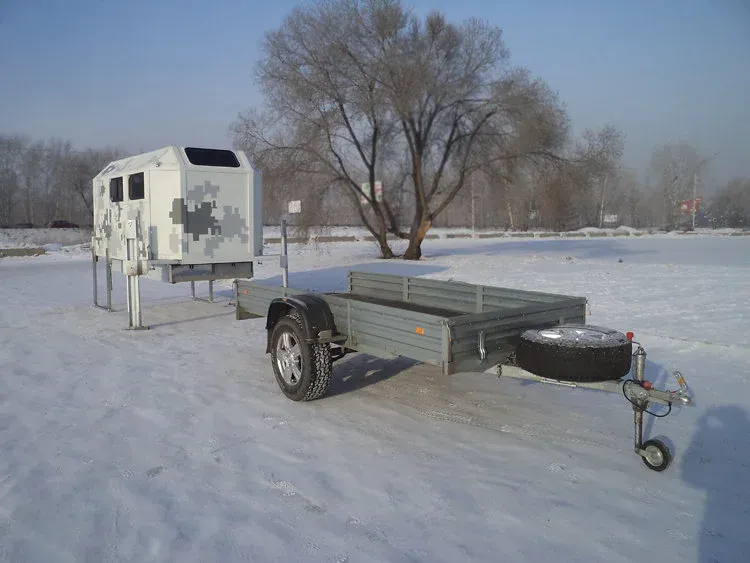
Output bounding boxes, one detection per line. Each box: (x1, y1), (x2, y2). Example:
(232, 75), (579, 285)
(236, 271), (587, 374)
(348, 271), (583, 314)
(447, 303), (586, 374)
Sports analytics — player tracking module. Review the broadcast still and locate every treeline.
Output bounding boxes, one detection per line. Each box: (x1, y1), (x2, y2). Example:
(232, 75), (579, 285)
(0, 134), (125, 228)
(1, 132), (746, 233)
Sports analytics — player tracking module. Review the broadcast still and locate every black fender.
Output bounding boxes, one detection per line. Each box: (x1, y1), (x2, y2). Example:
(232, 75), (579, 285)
(265, 294), (338, 353)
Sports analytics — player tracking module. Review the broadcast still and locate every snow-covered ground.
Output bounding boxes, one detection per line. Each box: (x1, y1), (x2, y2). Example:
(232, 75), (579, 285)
(1, 235), (749, 562)
(2, 225), (748, 249)
(0, 228), (92, 249)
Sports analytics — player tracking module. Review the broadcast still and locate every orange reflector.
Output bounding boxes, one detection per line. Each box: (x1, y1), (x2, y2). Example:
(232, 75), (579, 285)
(242, 289), (248, 294)
(416, 327), (424, 335)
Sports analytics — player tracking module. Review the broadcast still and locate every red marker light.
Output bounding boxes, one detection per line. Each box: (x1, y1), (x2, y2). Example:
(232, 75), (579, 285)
(642, 381), (652, 390)
(626, 331), (634, 341)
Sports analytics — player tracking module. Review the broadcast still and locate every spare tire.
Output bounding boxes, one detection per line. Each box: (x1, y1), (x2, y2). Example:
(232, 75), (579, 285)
(515, 324), (632, 383)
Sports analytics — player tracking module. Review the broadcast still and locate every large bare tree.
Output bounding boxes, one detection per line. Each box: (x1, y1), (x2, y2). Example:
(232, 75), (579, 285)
(231, 0), (404, 257)
(231, 0), (569, 259)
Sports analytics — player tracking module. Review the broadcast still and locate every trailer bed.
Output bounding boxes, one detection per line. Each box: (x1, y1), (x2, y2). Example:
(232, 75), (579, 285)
(326, 292), (465, 318)
(235, 271), (587, 375)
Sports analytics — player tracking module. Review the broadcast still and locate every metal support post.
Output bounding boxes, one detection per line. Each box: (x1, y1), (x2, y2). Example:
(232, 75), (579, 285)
(92, 244), (98, 307)
(124, 218), (147, 330)
(190, 280), (215, 303)
(105, 249), (112, 312)
(280, 218), (289, 288)
(93, 245), (113, 312)
(633, 344), (647, 453)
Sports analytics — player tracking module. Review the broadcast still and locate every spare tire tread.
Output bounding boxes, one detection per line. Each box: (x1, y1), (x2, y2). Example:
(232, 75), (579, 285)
(515, 324), (633, 383)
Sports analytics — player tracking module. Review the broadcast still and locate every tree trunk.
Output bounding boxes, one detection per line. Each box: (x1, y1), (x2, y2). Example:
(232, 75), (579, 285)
(507, 200), (514, 230)
(373, 211), (394, 258)
(403, 217), (431, 260)
(377, 232), (394, 259)
(78, 186), (92, 215)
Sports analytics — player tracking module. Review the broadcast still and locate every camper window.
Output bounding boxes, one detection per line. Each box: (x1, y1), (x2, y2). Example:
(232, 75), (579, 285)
(129, 173), (145, 200)
(109, 177), (123, 202)
(184, 147), (240, 168)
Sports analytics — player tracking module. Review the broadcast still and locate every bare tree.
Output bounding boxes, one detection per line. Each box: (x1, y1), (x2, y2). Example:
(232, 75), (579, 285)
(231, 0), (405, 257)
(376, 13), (569, 258)
(708, 178), (750, 228)
(66, 147), (125, 219)
(649, 142), (707, 229)
(232, 0), (570, 259)
(20, 140), (44, 224)
(531, 125), (624, 231)
(0, 134), (128, 227)
(0, 135), (26, 226)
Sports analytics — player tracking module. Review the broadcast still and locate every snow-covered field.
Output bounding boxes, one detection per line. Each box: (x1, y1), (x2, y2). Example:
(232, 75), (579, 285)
(1, 235), (749, 562)
(2, 225), (748, 249)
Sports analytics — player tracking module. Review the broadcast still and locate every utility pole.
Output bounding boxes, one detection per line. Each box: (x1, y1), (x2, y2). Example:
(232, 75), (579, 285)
(599, 174), (609, 229)
(692, 169), (697, 230)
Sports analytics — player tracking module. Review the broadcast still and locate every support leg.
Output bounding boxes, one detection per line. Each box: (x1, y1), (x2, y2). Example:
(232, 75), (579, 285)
(124, 235), (148, 330)
(190, 280), (217, 303)
(106, 255), (112, 312)
(93, 247), (112, 312)
(125, 273), (147, 330)
(631, 343), (671, 471)
(281, 219), (289, 288)
(633, 344), (646, 453)
(92, 246), (98, 307)
(634, 404), (644, 453)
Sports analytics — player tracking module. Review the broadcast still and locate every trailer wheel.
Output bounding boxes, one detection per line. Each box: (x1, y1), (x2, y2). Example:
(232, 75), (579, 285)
(640, 439), (672, 472)
(270, 312), (333, 401)
(515, 324), (632, 383)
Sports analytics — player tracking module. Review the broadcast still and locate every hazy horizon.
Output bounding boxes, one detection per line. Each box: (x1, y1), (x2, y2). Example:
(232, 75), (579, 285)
(2, 0), (748, 191)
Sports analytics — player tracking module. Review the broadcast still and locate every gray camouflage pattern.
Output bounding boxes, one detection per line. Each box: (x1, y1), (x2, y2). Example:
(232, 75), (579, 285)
(94, 179), (252, 262)
(168, 180), (250, 257)
(92, 146), (260, 273)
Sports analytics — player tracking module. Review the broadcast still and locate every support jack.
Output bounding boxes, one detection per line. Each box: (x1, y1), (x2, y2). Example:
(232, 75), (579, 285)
(92, 246), (113, 312)
(190, 280), (215, 303)
(124, 218), (148, 330)
(497, 336), (692, 472)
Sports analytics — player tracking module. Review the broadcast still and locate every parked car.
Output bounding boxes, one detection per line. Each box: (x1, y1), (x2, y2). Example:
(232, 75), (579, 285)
(49, 220), (79, 228)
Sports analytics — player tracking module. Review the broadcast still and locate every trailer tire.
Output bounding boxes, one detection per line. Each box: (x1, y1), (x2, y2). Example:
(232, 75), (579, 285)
(515, 324), (632, 383)
(270, 312), (333, 401)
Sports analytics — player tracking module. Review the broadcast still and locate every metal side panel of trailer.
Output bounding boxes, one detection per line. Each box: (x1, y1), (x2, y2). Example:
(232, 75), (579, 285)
(235, 271), (587, 375)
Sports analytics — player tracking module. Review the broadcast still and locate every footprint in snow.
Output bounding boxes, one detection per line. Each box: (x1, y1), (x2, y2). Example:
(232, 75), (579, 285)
(146, 466), (165, 478)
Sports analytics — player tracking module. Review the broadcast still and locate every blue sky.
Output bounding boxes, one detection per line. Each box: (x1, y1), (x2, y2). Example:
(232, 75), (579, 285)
(1, 0), (748, 187)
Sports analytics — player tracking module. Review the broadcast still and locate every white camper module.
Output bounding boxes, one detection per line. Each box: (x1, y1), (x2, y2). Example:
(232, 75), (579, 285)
(92, 146), (263, 284)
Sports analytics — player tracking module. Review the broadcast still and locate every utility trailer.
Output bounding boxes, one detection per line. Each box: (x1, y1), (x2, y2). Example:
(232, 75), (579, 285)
(235, 270), (693, 473)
